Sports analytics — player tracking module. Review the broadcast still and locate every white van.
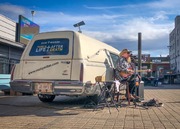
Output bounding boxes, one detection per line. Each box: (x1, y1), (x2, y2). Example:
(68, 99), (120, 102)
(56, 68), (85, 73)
(10, 31), (120, 102)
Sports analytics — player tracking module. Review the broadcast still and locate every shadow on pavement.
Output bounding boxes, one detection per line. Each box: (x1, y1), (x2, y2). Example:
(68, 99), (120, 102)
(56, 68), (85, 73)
(0, 95), (92, 117)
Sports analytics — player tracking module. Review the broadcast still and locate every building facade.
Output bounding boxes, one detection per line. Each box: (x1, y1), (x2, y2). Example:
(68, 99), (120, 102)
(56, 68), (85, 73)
(133, 54), (170, 76)
(169, 16), (180, 83)
(0, 14), (25, 74)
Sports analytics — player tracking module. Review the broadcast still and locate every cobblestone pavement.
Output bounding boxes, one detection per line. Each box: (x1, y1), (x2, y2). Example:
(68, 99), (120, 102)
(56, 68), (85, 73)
(0, 84), (179, 129)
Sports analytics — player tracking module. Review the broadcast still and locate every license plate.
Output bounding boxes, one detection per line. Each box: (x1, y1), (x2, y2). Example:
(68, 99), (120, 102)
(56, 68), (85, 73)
(34, 82), (53, 93)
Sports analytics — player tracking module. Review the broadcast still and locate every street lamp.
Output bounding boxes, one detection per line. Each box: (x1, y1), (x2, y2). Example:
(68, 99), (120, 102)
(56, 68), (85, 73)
(31, 10), (35, 22)
(73, 21), (85, 33)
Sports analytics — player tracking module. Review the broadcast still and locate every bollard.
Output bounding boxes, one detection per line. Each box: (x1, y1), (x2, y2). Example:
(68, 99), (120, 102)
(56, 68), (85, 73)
(135, 81), (144, 101)
(138, 81), (144, 101)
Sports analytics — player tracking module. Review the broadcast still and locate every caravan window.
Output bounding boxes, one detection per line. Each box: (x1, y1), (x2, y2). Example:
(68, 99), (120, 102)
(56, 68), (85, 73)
(29, 38), (69, 56)
(109, 53), (119, 68)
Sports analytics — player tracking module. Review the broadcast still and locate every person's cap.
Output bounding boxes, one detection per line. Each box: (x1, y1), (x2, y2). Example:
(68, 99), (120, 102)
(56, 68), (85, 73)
(119, 49), (131, 56)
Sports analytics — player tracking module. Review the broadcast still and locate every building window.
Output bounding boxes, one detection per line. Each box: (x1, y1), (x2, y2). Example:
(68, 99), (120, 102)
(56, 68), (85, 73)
(177, 29), (179, 35)
(0, 62), (9, 74)
(0, 58), (19, 74)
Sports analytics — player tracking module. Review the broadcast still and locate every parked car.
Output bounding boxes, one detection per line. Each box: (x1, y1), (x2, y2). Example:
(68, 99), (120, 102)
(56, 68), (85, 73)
(10, 31), (120, 102)
(0, 74), (10, 94)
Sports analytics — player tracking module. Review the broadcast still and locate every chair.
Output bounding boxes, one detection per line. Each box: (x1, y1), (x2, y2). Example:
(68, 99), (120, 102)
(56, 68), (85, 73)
(112, 68), (131, 106)
(94, 76), (119, 114)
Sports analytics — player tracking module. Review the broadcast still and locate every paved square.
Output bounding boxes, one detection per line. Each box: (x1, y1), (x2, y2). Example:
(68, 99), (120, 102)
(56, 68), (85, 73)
(0, 84), (179, 129)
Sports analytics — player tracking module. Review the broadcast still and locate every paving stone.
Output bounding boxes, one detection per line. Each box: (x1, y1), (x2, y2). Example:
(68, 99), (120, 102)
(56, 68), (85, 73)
(0, 84), (180, 129)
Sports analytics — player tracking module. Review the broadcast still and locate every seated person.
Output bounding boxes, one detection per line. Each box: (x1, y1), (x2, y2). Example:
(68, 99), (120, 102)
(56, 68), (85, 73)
(115, 49), (135, 101)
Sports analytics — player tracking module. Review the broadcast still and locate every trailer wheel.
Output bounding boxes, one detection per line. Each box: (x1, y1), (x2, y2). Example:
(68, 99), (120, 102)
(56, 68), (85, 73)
(38, 94), (55, 102)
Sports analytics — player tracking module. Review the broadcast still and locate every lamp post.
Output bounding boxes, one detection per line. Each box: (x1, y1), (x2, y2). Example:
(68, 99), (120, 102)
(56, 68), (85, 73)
(138, 32), (142, 77)
(31, 10), (35, 22)
(73, 21), (85, 33)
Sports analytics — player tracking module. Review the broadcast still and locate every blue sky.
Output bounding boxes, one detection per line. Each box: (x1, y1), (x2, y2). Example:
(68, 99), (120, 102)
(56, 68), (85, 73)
(0, 0), (180, 57)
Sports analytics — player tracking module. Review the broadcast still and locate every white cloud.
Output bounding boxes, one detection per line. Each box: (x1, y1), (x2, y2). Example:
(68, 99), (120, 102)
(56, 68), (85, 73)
(85, 0), (180, 12)
(0, 3), (26, 14)
(150, 11), (169, 22)
(0, 3), (28, 20)
(84, 4), (137, 10)
(84, 16), (172, 41)
(118, 17), (172, 40)
(35, 11), (172, 57)
(82, 15), (171, 57)
(0, 1), (177, 57)
(148, 0), (180, 9)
